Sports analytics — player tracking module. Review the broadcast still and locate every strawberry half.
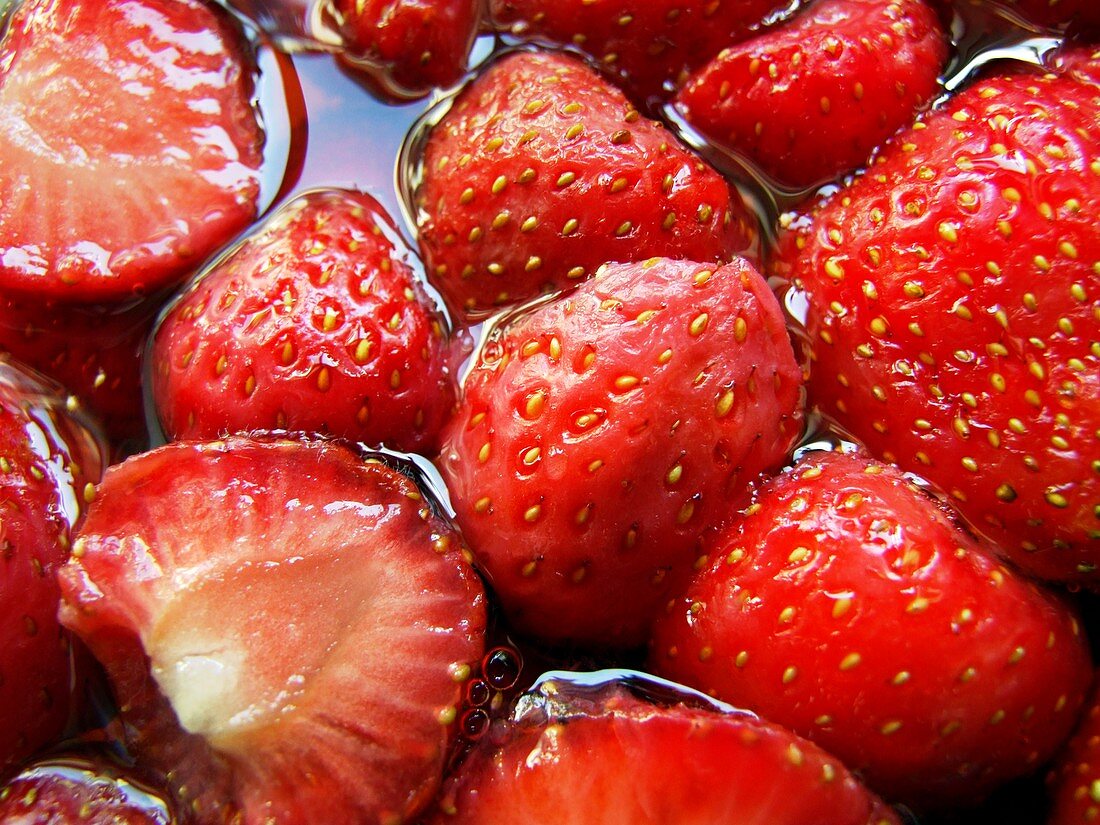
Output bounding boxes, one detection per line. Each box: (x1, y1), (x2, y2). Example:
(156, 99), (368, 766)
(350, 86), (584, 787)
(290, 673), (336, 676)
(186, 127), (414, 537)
(438, 257), (803, 648)
(58, 436), (486, 823)
(413, 50), (759, 321)
(0, 358), (105, 772)
(673, 0), (947, 190)
(0, 0), (264, 303)
(650, 449), (1093, 808)
(332, 0), (481, 98)
(151, 189), (459, 455)
(429, 672), (902, 824)
(488, 0), (792, 104)
(774, 66), (1100, 585)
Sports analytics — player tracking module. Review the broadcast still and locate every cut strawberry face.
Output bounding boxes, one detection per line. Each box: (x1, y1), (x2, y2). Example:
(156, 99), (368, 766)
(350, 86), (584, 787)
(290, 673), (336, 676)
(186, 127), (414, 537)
(488, 0), (792, 104)
(428, 672), (902, 824)
(58, 436), (487, 823)
(0, 358), (106, 772)
(413, 50), (759, 321)
(332, 0), (481, 98)
(650, 449), (1093, 809)
(775, 67), (1100, 585)
(0, 0), (264, 303)
(439, 257), (803, 648)
(151, 188), (460, 455)
(673, 0), (948, 190)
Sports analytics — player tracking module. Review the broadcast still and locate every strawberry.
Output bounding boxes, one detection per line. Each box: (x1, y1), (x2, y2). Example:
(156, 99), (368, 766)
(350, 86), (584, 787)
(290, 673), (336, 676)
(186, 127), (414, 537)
(151, 188), (459, 455)
(413, 50), (760, 320)
(0, 294), (161, 452)
(488, 0), (792, 104)
(672, 0), (948, 190)
(649, 449), (1093, 809)
(331, 0), (481, 98)
(438, 256), (803, 648)
(0, 0), (263, 303)
(1048, 670), (1100, 825)
(58, 435), (487, 823)
(0, 755), (175, 824)
(773, 67), (1100, 586)
(429, 672), (902, 824)
(0, 358), (105, 772)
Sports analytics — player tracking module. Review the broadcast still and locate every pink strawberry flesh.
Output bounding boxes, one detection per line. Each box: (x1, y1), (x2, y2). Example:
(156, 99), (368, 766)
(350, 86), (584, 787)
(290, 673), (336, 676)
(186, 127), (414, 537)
(0, 0), (264, 303)
(428, 671), (902, 824)
(58, 436), (486, 823)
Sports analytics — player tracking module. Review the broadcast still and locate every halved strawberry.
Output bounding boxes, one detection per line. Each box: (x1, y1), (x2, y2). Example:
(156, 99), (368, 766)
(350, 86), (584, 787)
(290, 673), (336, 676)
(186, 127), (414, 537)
(488, 0), (792, 104)
(438, 257), (803, 648)
(650, 449), (1093, 809)
(332, 0), (481, 98)
(0, 357), (106, 772)
(428, 671), (902, 824)
(0, 754), (175, 824)
(58, 436), (486, 823)
(413, 50), (759, 320)
(151, 189), (459, 455)
(0, 0), (264, 303)
(773, 65), (1100, 585)
(673, 0), (947, 190)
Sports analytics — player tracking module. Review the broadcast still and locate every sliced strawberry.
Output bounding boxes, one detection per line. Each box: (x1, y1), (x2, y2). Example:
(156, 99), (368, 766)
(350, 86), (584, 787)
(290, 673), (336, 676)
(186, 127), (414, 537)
(438, 257), (803, 648)
(58, 436), (486, 823)
(0, 754), (175, 824)
(413, 50), (760, 320)
(773, 66), (1100, 585)
(151, 189), (459, 455)
(0, 0), (264, 303)
(429, 672), (902, 824)
(332, 0), (481, 98)
(673, 0), (947, 190)
(0, 358), (106, 772)
(488, 0), (792, 104)
(650, 449), (1093, 809)
(1048, 670), (1100, 825)
(0, 293), (162, 452)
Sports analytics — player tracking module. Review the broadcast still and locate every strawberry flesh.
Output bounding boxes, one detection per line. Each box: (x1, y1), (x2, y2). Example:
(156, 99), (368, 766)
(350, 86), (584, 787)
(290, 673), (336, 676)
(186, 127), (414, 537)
(58, 436), (486, 823)
(650, 449), (1093, 808)
(414, 51), (760, 320)
(439, 257), (803, 648)
(429, 671), (902, 824)
(0, 0), (264, 303)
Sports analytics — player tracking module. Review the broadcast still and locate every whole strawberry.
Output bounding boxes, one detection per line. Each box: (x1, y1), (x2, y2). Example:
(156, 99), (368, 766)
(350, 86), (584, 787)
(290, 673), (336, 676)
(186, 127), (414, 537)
(488, 0), (791, 103)
(413, 50), (759, 320)
(650, 449), (1093, 809)
(1047, 670), (1100, 825)
(0, 0), (263, 303)
(429, 672), (902, 824)
(0, 358), (105, 772)
(438, 256), (803, 648)
(152, 188), (458, 454)
(59, 436), (486, 824)
(673, 0), (947, 189)
(774, 66), (1100, 585)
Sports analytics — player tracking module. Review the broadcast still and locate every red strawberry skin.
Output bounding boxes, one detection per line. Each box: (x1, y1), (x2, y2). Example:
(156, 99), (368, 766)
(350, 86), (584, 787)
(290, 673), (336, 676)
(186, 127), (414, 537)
(58, 436), (486, 824)
(1048, 671), (1100, 825)
(152, 189), (459, 455)
(414, 51), (760, 320)
(774, 68), (1100, 585)
(0, 359), (106, 772)
(0, 756), (175, 824)
(429, 673), (902, 825)
(650, 449), (1093, 808)
(673, 0), (947, 189)
(488, 0), (792, 103)
(439, 257), (803, 648)
(0, 0), (263, 303)
(333, 0), (480, 97)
